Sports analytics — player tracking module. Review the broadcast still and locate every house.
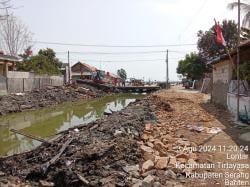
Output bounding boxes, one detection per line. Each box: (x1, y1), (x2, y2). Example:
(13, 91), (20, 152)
(0, 53), (20, 77)
(0, 53), (20, 95)
(71, 62), (97, 80)
(209, 39), (250, 116)
(105, 72), (122, 86)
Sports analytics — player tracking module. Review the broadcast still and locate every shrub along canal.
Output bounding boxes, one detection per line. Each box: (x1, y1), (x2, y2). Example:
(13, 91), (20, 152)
(0, 93), (144, 156)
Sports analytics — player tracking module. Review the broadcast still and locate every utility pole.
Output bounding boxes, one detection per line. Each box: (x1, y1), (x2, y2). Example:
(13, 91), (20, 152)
(68, 51), (72, 102)
(236, 0), (240, 120)
(67, 51), (71, 84)
(166, 49), (169, 89)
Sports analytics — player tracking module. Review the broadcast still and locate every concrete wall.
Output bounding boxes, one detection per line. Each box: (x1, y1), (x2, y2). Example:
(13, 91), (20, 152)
(0, 71), (64, 94)
(212, 81), (229, 106)
(7, 76), (63, 93)
(7, 71), (30, 78)
(227, 93), (250, 117)
(212, 59), (233, 106)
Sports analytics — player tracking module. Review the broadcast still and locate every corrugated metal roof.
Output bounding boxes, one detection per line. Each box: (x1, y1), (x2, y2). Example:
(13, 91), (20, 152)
(208, 39), (250, 65)
(0, 54), (20, 62)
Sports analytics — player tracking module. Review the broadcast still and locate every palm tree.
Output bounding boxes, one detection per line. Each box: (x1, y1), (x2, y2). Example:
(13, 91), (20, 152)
(228, 1), (250, 28)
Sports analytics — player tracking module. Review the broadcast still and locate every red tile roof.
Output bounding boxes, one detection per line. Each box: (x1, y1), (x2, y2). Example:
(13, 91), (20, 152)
(77, 61), (97, 72)
(109, 72), (122, 79)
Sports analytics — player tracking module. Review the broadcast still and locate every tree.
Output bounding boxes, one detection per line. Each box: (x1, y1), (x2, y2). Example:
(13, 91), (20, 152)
(228, 1), (250, 28)
(0, 0), (12, 20)
(177, 52), (206, 80)
(17, 48), (62, 75)
(0, 14), (32, 56)
(239, 60), (250, 84)
(197, 20), (238, 61)
(19, 46), (32, 61)
(117, 68), (127, 80)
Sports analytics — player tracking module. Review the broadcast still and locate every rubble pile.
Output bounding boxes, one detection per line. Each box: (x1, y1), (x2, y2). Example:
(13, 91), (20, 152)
(0, 85), (107, 115)
(131, 93), (217, 186)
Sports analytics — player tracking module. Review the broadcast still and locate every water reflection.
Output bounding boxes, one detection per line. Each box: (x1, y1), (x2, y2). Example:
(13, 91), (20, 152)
(0, 93), (142, 156)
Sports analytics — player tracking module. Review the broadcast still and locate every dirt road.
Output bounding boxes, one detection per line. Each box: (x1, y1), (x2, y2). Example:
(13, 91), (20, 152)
(139, 87), (250, 187)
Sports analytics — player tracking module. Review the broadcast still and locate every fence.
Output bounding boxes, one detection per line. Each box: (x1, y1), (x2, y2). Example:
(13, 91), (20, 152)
(228, 80), (249, 96)
(0, 75), (7, 95)
(7, 77), (63, 93)
(200, 78), (212, 93)
(0, 71), (64, 94)
(227, 80), (250, 117)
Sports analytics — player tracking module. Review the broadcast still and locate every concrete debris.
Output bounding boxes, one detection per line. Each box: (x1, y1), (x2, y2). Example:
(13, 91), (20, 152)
(187, 124), (204, 132)
(154, 157), (169, 169)
(152, 181), (161, 187)
(123, 165), (140, 173)
(165, 169), (177, 179)
(142, 160), (154, 172)
(168, 156), (177, 168)
(39, 180), (54, 187)
(142, 175), (155, 187)
(141, 145), (154, 154)
(206, 127), (222, 134)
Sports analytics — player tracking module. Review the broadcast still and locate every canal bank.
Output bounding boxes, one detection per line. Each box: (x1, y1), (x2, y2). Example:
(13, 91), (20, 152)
(0, 93), (157, 186)
(1, 88), (249, 187)
(0, 93), (143, 156)
(0, 84), (110, 116)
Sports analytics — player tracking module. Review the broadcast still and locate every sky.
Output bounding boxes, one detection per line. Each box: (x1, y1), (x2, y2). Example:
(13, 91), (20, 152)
(9, 0), (239, 81)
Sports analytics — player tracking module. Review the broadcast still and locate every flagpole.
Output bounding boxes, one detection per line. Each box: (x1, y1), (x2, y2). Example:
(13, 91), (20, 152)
(225, 46), (234, 68)
(214, 19), (235, 69)
(236, 0), (240, 121)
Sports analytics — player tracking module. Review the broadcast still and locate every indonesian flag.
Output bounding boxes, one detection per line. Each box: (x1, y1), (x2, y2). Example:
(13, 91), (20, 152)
(214, 20), (226, 46)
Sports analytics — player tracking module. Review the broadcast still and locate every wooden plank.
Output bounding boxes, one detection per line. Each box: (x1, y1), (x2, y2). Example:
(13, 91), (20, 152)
(76, 173), (90, 185)
(40, 138), (73, 175)
(10, 129), (50, 144)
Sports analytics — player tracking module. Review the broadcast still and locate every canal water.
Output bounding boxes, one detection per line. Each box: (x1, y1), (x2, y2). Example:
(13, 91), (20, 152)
(0, 93), (143, 156)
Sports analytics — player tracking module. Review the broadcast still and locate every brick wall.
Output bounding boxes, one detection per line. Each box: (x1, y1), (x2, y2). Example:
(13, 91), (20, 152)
(213, 59), (232, 84)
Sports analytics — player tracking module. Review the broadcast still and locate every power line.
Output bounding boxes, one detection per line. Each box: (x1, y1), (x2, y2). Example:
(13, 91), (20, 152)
(55, 50), (188, 55)
(56, 51), (165, 55)
(58, 58), (181, 62)
(179, 0), (208, 37)
(33, 40), (196, 48)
